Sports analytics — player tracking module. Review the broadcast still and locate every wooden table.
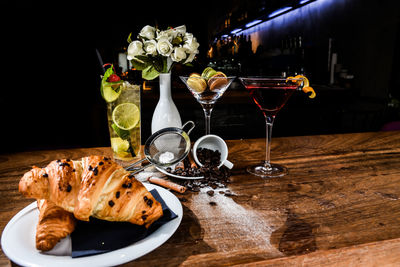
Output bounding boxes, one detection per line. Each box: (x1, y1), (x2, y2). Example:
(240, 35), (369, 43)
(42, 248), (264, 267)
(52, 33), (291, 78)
(1, 131), (400, 266)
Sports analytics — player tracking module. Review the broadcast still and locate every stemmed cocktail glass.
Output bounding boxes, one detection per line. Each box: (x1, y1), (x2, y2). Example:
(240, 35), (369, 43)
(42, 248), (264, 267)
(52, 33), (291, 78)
(239, 76), (309, 178)
(180, 75), (235, 134)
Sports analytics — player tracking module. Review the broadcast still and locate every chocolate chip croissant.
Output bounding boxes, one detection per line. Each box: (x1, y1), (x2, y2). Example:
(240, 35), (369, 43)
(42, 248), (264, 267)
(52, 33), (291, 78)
(19, 156), (163, 228)
(36, 199), (76, 251)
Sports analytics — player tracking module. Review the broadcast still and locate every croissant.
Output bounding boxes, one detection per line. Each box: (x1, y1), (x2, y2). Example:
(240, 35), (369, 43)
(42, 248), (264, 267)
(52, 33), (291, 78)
(19, 156), (163, 227)
(36, 199), (76, 251)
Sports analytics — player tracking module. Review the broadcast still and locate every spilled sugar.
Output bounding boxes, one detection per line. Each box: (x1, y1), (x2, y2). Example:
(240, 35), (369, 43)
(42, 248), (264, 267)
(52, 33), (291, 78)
(191, 187), (283, 255)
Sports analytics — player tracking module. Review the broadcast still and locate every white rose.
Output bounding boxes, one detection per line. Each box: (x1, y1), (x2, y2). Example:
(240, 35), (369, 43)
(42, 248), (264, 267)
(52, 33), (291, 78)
(183, 32), (193, 42)
(144, 40), (157, 56)
(156, 37), (173, 56)
(174, 25), (186, 36)
(183, 37), (200, 54)
(127, 40), (144, 60)
(139, 25), (156, 40)
(156, 30), (173, 42)
(163, 25), (186, 40)
(184, 52), (197, 64)
(171, 46), (187, 62)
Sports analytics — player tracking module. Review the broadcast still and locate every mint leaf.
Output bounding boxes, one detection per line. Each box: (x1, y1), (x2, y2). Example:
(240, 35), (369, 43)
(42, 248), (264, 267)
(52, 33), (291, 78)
(111, 123), (130, 140)
(102, 65), (114, 83)
(101, 66), (116, 100)
(112, 123), (136, 157)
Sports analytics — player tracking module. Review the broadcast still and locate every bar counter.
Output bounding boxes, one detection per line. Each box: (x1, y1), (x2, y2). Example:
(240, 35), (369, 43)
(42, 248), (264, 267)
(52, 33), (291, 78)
(1, 131), (400, 266)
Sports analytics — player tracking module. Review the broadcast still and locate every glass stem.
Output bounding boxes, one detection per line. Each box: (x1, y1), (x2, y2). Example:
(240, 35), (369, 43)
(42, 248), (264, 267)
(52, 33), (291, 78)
(204, 109), (212, 135)
(202, 105), (213, 135)
(264, 115), (275, 168)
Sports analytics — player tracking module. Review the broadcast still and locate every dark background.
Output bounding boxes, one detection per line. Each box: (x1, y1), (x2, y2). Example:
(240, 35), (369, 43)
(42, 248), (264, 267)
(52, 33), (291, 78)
(1, 0), (399, 154)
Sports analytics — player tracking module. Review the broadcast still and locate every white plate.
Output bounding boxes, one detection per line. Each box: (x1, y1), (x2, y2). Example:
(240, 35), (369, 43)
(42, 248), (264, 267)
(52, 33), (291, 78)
(1, 184), (182, 267)
(156, 166), (204, 180)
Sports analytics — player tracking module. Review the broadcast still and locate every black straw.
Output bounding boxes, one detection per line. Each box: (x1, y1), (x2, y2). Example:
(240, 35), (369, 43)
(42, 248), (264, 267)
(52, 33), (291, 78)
(96, 49), (105, 74)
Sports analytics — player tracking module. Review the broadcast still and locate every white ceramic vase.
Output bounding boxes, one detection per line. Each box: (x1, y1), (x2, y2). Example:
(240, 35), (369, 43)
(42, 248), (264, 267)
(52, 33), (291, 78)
(151, 72), (182, 133)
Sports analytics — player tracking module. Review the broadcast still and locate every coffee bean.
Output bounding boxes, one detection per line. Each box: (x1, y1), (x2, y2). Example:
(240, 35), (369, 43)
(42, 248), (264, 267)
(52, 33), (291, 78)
(168, 148), (231, 192)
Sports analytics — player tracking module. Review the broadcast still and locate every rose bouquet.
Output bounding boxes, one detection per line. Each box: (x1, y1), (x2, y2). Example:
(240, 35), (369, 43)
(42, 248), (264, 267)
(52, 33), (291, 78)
(127, 25), (199, 80)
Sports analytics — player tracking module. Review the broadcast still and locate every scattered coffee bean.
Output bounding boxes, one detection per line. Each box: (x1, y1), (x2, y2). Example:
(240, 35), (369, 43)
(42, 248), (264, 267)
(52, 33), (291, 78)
(169, 148), (231, 192)
(209, 201), (217, 206)
(224, 190), (234, 197)
(178, 197), (188, 202)
(207, 190), (214, 196)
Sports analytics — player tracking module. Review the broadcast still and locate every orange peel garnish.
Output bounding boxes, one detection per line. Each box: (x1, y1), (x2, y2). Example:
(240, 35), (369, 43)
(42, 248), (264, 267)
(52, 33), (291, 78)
(286, 75), (316, 98)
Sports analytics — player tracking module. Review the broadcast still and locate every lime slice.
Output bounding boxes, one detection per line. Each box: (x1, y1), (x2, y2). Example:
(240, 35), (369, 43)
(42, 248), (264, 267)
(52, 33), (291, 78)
(111, 137), (130, 157)
(112, 103), (140, 130)
(101, 83), (122, 103)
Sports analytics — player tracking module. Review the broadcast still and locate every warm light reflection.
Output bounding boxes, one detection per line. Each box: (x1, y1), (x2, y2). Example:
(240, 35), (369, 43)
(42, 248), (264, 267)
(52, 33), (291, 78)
(208, 46), (214, 58)
(143, 81), (151, 90)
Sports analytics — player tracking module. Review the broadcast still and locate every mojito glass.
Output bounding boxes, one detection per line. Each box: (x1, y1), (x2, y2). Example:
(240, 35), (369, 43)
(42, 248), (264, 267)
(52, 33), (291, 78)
(105, 81), (141, 162)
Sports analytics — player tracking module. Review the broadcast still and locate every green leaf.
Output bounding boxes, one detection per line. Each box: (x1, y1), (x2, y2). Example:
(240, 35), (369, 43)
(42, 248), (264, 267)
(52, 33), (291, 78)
(101, 65), (116, 99)
(130, 58), (148, 70)
(142, 65), (160, 80)
(102, 65), (114, 83)
(127, 32), (133, 43)
(153, 57), (164, 73)
(135, 55), (153, 65)
(111, 123), (130, 140)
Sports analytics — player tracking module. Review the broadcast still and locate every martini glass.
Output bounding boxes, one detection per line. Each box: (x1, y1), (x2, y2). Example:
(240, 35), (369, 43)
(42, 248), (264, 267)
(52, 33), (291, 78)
(180, 75), (235, 134)
(239, 77), (304, 178)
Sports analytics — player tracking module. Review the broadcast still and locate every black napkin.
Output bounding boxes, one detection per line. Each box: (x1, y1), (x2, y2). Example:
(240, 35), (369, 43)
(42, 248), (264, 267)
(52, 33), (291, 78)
(71, 189), (177, 258)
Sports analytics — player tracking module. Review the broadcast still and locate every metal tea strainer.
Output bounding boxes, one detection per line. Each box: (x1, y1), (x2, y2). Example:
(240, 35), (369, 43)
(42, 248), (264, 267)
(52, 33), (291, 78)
(125, 121), (195, 174)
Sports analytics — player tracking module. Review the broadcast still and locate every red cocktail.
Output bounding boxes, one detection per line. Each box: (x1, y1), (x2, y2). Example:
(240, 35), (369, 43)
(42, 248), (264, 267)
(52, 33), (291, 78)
(239, 76), (313, 178)
(246, 82), (298, 117)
